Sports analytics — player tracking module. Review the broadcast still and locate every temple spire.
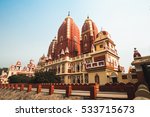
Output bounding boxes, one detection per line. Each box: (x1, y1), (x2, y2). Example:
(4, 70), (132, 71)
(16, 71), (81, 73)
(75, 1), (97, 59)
(68, 11), (70, 16)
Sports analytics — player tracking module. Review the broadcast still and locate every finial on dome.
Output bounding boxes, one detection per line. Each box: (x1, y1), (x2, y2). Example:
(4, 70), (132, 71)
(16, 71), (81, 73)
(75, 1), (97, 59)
(68, 11), (70, 16)
(87, 15), (89, 19)
(134, 48), (136, 51)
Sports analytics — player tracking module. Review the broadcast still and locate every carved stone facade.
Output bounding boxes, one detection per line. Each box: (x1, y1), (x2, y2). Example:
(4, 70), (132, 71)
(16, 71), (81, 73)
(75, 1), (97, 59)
(7, 60), (36, 78)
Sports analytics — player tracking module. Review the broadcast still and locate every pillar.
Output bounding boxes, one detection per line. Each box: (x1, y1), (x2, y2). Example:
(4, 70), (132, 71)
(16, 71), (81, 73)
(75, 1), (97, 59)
(3, 84), (6, 88)
(49, 85), (54, 95)
(27, 84), (32, 92)
(37, 84), (42, 94)
(1, 84), (3, 88)
(15, 84), (18, 90)
(7, 84), (10, 89)
(20, 84), (24, 91)
(90, 85), (97, 99)
(66, 85), (72, 97)
(126, 85), (135, 100)
(10, 84), (14, 89)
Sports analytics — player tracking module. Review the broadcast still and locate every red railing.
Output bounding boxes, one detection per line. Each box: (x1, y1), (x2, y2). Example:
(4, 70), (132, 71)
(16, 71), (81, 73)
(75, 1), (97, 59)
(0, 82), (139, 99)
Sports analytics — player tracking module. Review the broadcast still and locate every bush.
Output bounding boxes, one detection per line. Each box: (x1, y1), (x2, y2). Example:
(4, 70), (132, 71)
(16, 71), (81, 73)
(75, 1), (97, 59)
(8, 74), (34, 83)
(34, 70), (61, 83)
(8, 70), (61, 83)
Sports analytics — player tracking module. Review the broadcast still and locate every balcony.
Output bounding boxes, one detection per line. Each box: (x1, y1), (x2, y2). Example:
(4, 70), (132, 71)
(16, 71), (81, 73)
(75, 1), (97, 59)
(86, 60), (105, 70)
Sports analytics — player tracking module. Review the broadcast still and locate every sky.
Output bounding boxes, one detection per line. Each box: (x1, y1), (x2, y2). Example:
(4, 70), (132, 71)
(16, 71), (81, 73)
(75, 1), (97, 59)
(0, 0), (150, 72)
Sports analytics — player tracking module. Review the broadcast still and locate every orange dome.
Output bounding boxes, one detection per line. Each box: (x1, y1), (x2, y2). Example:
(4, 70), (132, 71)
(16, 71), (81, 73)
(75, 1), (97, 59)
(81, 16), (98, 54)
(56, 15), (80, 58)
(47, 37), (57, 60)
(81, 16), (98, 36)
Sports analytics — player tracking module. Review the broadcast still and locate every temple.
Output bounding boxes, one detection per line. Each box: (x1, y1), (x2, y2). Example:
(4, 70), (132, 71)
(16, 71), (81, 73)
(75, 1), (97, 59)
(7, 60), (36, 78)
(36, 15), (127, 85)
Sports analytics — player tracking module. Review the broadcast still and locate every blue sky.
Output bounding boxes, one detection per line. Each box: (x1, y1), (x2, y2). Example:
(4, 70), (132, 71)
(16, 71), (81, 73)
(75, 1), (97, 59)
(0, 0), (150, 72)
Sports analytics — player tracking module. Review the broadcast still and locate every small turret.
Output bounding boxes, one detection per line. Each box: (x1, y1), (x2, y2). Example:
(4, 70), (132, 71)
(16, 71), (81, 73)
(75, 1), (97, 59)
(91, 44), (95, 52)
(65, 47), (69, 56)
(133, 48), (141, 59)
(60, 49), (65, 58)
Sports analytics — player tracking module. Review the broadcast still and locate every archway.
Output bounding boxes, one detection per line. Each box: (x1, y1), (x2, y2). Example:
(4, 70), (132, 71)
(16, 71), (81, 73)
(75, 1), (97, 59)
(95, 74), (100, 84)
(110, 72), (118, 84)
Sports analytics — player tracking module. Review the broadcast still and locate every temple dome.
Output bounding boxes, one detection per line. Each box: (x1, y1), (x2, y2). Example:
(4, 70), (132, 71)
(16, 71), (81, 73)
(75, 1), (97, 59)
(80, 17), (98, 54)
(47, 37), (57, 60)
(81, 16), (98, 38)
(56, 15), (80, 58)
(94, 30), (111, 43)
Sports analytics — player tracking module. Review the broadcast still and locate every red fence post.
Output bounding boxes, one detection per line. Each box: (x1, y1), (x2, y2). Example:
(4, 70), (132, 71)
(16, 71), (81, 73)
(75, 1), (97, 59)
(7, 84), (10, 89)
(20, 84), (24, 91)
(126, 85), (135, 100)
(2, 84), (4, 89)
(3, 84), (6, 88)
(37, 84), (42, 94)
(49, 85), (54, 95)
(15, 84), (18, 90)
(66, 85), (72, 97)
(10, 84), (13, 89)
(27, 84), (32, 92)
(90, 85), (97, 99)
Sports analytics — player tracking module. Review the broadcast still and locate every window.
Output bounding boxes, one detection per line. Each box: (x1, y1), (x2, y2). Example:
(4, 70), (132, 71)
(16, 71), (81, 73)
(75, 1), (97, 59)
(77, 76), (80, 83)
(85, 74), (89, 83)
(111, 44), (113, 48)
(58, 66), (60, 73)
(84, 35), (87, 41)
(62, 64), (65, 73)
(84, 43), (87, 47)
(61, 76), (64, 83)
(60, 36), (63, 42)
(95, 74), (100, 84)
(112, 77), (118, 84)
(73, 76), (76, 83)
(100, 44), (103, 48)
(76, 64), (80, 72)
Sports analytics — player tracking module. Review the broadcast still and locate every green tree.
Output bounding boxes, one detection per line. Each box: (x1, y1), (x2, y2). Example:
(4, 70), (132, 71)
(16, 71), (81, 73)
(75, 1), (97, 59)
(8, 74), (34, 83)
(34, 70), (61, 83)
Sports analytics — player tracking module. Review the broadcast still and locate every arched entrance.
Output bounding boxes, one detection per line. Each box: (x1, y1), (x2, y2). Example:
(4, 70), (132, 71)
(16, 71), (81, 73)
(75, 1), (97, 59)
(110, 72), (118, 84)
(95, 74), (100, 84)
